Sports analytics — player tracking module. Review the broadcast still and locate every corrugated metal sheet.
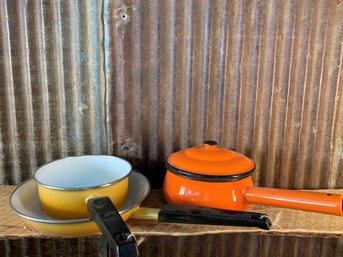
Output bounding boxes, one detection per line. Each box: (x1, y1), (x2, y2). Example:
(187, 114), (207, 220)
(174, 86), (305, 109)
(1, 235), (342, 257)
(136, 235), (343, 257)
(0, 237), (107, 257)
(0, 0), (342, 197)
(0, 0), (106, 185)
(106, 0), (343, 189)
(1, 0), (343, 256)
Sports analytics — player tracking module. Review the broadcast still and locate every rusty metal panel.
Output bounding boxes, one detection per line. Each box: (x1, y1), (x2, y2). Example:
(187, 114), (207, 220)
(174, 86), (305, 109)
(2, 235), (342, 257)
(0, 0), (106, 185)
(106, 0), (343, 189)
(136, 235), (343, 257)
(0, 238), (106, 257)
(1, 0), (343, 256)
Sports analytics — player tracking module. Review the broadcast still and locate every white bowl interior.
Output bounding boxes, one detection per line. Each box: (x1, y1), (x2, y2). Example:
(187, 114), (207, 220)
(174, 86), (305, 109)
(34, 155), (132, 189)
(10, 171), (150, 223)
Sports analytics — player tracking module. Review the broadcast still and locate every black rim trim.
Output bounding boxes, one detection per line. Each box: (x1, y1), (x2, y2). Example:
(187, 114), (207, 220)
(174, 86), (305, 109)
(165, 161), (255, 182)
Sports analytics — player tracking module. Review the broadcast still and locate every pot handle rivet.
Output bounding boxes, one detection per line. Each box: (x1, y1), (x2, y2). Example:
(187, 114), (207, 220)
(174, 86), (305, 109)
(85, 195), (101, 204)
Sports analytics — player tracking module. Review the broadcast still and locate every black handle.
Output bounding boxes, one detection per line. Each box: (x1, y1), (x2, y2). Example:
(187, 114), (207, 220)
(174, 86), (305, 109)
(87, 197), (138, 257)
(158, 204), (272, 230)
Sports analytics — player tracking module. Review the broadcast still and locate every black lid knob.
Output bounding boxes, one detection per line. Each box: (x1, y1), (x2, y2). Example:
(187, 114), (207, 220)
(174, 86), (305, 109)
(203, 140), (218, 146)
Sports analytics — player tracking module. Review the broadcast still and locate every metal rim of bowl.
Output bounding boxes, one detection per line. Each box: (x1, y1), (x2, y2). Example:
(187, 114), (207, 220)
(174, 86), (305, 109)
(33, 155), (133, 191)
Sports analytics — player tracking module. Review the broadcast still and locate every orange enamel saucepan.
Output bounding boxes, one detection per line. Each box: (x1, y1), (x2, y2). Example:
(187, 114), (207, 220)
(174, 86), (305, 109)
(163, 140), (343, 216)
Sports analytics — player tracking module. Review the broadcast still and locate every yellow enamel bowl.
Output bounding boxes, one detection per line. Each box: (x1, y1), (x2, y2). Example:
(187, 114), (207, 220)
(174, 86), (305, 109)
(10, 171), (151, 236)
(33, 155), (131, 220)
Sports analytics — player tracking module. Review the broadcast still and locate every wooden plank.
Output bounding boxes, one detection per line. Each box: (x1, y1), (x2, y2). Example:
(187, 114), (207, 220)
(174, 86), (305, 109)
(1, 186), (343, 239)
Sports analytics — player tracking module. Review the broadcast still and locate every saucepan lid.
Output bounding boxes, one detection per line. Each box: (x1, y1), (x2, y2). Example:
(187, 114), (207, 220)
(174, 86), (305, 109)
(165, 140), (255, 182)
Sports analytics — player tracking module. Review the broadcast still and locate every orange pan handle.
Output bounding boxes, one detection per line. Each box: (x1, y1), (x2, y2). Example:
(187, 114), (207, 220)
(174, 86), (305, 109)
(244, 187), (343, 216)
